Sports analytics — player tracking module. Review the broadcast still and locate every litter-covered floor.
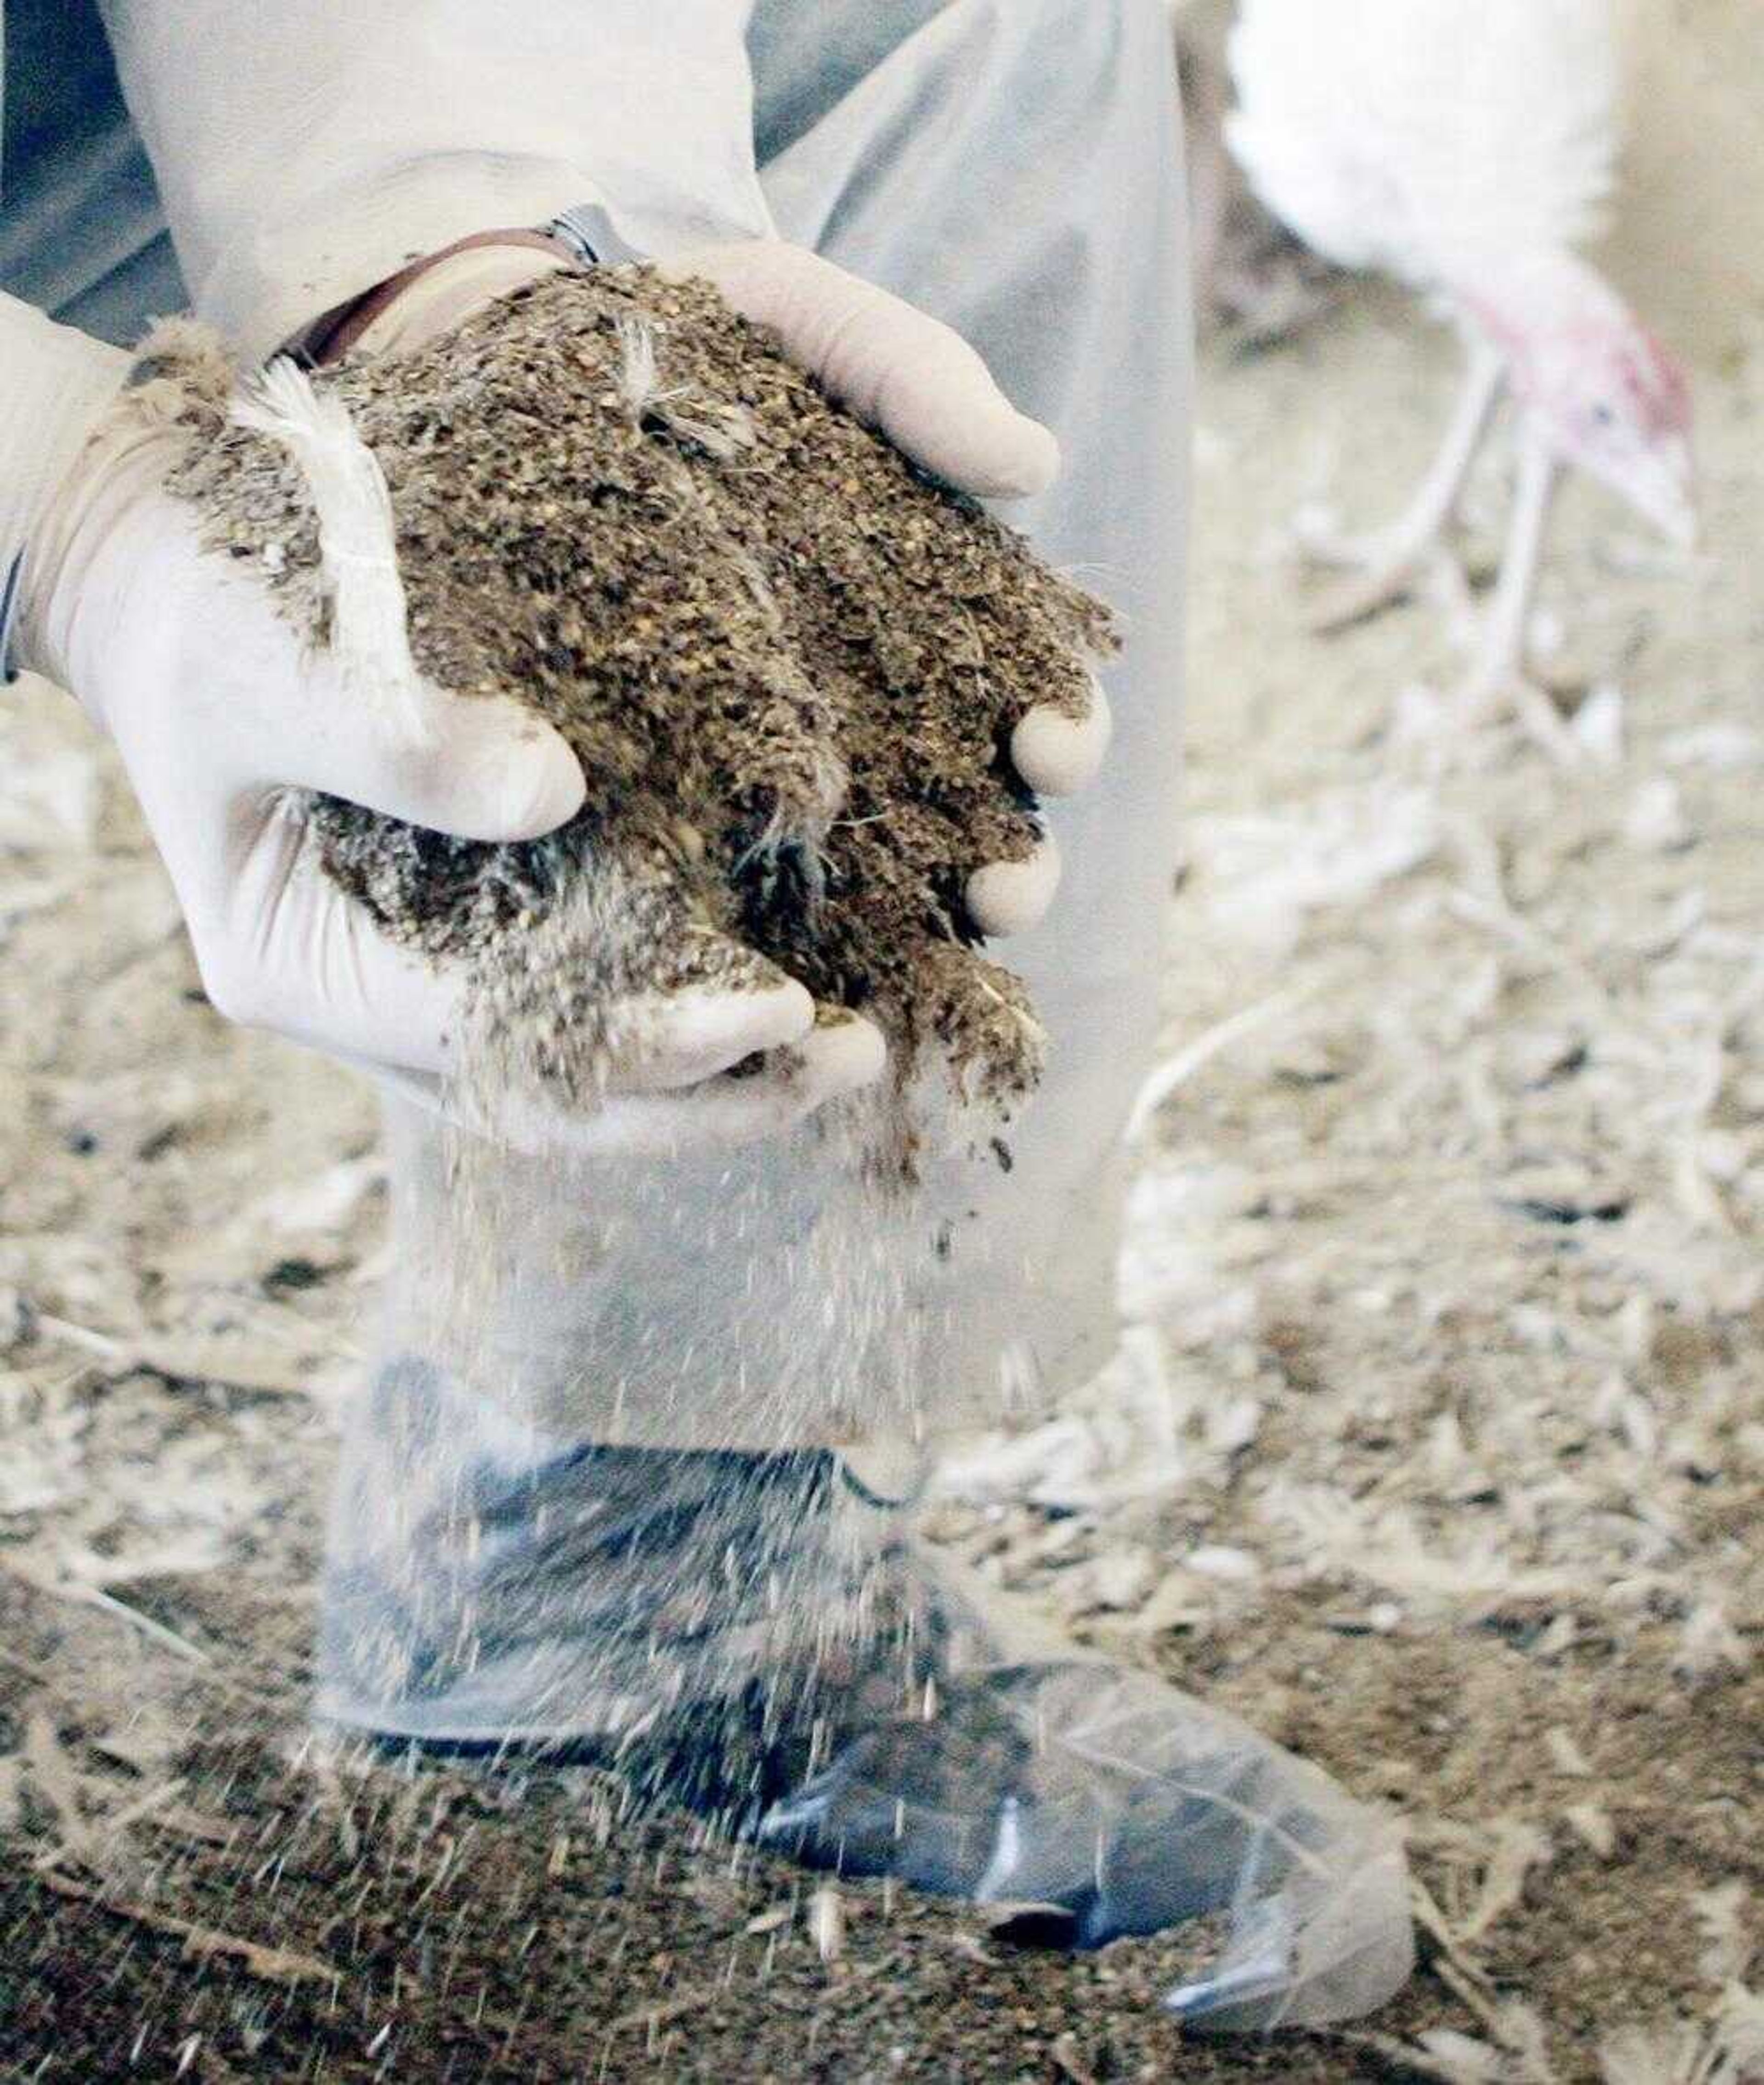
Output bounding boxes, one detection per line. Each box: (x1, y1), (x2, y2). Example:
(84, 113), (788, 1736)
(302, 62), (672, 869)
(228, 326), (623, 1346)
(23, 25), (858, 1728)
(0, 284), (1758, 2079)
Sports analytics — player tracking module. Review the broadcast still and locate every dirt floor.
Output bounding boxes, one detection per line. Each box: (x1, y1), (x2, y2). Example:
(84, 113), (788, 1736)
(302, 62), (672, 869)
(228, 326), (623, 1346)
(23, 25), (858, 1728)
(0, 286), (1759, 2080)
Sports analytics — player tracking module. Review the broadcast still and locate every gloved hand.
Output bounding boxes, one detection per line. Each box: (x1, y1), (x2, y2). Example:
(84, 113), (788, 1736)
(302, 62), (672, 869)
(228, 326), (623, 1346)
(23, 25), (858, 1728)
(20, 235), (1106, 1153)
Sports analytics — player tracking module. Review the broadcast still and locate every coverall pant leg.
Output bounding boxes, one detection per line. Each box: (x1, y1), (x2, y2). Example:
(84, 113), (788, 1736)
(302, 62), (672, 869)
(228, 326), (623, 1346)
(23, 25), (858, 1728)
(751, 0), (1192, 1433)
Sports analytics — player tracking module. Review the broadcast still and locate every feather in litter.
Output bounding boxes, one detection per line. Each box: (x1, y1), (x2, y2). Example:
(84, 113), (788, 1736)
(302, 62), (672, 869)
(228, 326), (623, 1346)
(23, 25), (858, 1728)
(233, 359), (430, 741)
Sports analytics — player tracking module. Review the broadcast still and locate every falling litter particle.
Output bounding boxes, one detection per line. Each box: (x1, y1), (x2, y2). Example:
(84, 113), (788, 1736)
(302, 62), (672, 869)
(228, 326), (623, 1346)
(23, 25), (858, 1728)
(810, 1882), (846, 1963)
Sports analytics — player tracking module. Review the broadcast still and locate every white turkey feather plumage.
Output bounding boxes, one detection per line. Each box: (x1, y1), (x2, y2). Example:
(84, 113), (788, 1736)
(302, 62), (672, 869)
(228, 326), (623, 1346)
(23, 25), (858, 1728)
(1227, 0), (1624, 286)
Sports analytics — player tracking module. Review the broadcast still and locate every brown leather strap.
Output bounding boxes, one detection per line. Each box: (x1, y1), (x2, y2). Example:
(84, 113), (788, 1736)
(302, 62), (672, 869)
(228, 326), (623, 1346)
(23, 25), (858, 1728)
(299, 227), (578, 367)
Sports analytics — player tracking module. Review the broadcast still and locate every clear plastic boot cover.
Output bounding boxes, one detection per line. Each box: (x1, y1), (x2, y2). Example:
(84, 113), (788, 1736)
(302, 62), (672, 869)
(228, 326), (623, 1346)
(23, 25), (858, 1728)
(321, 1143), (1413, 2035)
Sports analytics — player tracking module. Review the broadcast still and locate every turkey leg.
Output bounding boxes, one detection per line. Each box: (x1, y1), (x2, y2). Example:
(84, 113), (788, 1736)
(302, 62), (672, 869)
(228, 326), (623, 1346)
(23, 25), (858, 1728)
(1299, 338), (1505, 630)
(1458, 420), (1579, 760)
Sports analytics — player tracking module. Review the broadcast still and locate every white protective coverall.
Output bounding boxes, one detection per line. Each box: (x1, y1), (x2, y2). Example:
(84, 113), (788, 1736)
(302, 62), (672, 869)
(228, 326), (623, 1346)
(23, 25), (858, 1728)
(0, 1), (1413, 2029)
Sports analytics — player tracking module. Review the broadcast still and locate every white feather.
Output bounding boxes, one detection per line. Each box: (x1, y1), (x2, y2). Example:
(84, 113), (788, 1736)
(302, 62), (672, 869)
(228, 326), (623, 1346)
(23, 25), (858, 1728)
(1227, 0), (1623, 285)
(233, 359), (430, 741)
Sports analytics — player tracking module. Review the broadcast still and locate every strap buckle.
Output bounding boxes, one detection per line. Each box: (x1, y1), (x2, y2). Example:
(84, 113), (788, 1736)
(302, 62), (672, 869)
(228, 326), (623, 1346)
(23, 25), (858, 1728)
(0, 550), (24, 685)
(543, 203), (649, 271)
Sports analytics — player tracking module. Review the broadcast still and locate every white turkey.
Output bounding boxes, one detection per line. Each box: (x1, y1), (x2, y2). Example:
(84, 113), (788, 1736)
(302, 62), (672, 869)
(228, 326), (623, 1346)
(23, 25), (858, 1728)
(1227, 0), (1695, 741)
